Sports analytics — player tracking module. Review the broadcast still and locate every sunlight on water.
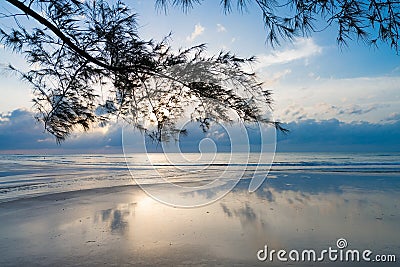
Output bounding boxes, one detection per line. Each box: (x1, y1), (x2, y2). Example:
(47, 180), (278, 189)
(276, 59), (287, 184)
(0, 152), (399, 202)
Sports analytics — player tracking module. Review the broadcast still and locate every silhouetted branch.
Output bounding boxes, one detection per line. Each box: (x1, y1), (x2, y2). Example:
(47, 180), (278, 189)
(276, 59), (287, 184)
(160, 0), (400, 50)
(1, 0), (284, 142)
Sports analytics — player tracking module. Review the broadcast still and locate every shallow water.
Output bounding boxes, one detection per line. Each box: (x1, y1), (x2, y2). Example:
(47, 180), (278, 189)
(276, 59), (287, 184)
(1, 152), (399, 202)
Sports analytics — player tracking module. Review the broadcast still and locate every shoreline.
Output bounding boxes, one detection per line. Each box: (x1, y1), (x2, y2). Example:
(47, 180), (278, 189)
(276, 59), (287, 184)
(1, 169), (399, 205)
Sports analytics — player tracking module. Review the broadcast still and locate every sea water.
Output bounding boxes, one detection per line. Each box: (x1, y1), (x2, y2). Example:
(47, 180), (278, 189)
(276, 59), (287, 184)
(0, 152), (399, 202)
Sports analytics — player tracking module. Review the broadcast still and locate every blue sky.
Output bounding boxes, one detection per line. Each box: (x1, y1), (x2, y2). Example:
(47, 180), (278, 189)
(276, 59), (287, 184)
(0, 0), (399, 153)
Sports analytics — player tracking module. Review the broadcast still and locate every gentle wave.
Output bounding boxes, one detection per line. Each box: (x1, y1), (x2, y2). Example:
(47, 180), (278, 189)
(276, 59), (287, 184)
(128, 162), (400, 167)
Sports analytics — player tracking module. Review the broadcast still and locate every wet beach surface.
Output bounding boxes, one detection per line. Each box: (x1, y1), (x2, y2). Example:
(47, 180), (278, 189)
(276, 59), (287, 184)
(0, 172), (399, 266)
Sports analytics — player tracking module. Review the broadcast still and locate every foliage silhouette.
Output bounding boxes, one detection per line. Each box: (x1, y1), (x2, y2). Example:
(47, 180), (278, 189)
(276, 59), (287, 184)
(160, 0), (400, 50)
(1, 0), (398, 142)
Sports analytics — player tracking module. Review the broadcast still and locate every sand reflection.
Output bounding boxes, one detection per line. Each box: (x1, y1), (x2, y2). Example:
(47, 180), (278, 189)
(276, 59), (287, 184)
(0, 172), (399, 266)
(87, 173), (400, 264)
(95, 202), (136, 235)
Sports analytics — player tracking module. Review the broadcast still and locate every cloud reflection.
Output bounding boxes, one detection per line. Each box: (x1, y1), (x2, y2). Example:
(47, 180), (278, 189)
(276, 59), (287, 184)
(95, 203), (136, 235)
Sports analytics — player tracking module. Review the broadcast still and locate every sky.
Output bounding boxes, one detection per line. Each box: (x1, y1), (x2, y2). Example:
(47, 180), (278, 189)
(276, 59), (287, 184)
(0, 0), (399, 153)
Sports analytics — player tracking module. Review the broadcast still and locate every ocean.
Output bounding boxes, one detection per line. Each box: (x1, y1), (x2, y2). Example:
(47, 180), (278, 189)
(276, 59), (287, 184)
(1, 152), (399, 203)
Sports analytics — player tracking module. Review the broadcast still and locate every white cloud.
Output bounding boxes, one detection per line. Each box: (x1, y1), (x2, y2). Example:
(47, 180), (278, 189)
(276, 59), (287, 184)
(384, 112), (400, 123)
(337, 104), (387, 116)
(0, 109), (122, 152)
(262, 69), (292, 86)
(216, 23), (226, 32)
(186, 23), (205, 42)
(273, 75), (400, 123)
(255, 38), (322, 70)
(277, 102), (390, 124)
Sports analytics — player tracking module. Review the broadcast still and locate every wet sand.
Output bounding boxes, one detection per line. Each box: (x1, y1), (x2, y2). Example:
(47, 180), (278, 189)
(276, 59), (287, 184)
(0, 172), (399, 266)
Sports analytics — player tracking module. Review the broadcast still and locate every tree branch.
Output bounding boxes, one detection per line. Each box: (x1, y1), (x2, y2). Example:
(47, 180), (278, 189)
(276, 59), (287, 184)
(5, 0), (121, 71)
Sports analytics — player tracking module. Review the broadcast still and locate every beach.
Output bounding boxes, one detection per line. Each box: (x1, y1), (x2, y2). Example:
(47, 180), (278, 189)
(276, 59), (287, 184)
(1, 0), (400, 265)
(0, 153), (399, 266)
